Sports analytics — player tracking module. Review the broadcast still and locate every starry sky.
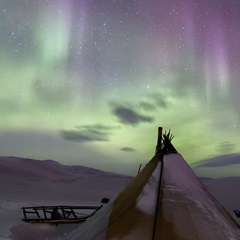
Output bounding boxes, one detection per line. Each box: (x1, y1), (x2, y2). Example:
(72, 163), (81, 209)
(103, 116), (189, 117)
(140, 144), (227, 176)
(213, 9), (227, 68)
(1, 0), (240, 177)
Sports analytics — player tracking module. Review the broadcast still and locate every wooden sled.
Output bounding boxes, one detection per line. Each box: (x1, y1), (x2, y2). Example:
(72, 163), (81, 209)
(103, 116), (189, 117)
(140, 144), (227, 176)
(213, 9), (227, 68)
(22, 205), (102, 224)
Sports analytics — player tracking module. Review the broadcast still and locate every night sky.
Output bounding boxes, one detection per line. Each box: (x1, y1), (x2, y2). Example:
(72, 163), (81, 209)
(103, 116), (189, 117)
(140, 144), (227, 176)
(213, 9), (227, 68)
(1, 0), (240, 177)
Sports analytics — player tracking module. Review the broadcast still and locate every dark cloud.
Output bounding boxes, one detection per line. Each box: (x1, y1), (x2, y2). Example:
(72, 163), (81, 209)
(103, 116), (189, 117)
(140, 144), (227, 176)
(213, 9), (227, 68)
(139, 101), (156, 111)
(111, 104), (154, 125)
(140, 92), (168, 111)
(77, 124), (120, 131)
(215, 142), (235, 154)
(150, 93), (168, 108)
(193, 153), (240, 168)
(60, 125), (114, 143)
(120, 147), (136, 152)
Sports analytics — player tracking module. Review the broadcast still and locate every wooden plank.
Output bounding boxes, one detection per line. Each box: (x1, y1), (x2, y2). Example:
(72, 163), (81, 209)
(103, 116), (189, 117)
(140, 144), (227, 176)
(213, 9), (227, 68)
(60, 206), (66, 218)
(71, 207), (77, 219)
(43, 207), (47, 219)
(22, 205), (100, 210)
(23, 218), (88, 224)
(33, 208), (40, 218)
(23, 208), (27, 220)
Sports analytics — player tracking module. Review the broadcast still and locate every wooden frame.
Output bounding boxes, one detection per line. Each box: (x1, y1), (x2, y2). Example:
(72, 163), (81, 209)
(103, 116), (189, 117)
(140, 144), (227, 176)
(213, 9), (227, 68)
(22, 205), (102, 224)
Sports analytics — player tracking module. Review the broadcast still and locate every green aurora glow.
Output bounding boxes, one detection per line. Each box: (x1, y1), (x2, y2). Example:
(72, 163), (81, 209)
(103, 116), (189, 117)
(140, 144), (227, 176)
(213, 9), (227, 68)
(1, 0), (240, 176)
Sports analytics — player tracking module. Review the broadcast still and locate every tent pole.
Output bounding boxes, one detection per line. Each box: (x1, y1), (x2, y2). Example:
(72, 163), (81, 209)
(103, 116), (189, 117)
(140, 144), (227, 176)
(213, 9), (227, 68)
(152, 154), (164, 240)
(155, 127), (162, 154)
(152, 127), (164, 239)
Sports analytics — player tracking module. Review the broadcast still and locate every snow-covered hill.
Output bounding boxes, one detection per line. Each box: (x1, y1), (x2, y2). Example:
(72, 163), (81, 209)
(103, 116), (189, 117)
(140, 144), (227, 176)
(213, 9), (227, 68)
(0, 156), (132, 239)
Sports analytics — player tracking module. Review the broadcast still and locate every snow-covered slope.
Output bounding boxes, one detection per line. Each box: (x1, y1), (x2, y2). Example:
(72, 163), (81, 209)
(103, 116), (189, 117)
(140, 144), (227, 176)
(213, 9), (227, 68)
(201, 177), (240, 222)
(0, 156), (132, 239)
(0, 156), (132, 203)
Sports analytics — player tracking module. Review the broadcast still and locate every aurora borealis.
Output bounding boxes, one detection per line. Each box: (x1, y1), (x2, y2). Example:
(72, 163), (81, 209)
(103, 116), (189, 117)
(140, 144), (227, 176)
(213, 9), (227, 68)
(1, 0), (240, 176)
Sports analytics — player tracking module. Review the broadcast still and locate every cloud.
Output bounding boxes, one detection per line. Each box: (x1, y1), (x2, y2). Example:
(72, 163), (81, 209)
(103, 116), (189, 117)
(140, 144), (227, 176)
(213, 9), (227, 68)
(60, 130), (108, 142)
(139, 92), (169, 112)
(139, 101), (156, 111)
(193, 153), (240, 168)
(60, 124), (115, 142)
(111, 104), (154, 125)
(120, 147), (136, 152)
(77, 124), (120, 131)
(150, 93), (168, 108)
(215, 142), (235, 154)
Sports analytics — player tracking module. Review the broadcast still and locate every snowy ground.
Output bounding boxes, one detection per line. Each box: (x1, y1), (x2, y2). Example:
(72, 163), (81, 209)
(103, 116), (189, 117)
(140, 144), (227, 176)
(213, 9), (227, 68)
(0, 157), (132, 240)
(200, 177), (240, 223)
(0, 156), (239, 239)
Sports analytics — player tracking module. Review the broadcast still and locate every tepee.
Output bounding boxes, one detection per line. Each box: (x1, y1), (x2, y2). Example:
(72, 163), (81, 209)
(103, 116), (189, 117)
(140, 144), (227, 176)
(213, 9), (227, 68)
(65, 127), (240, 240)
